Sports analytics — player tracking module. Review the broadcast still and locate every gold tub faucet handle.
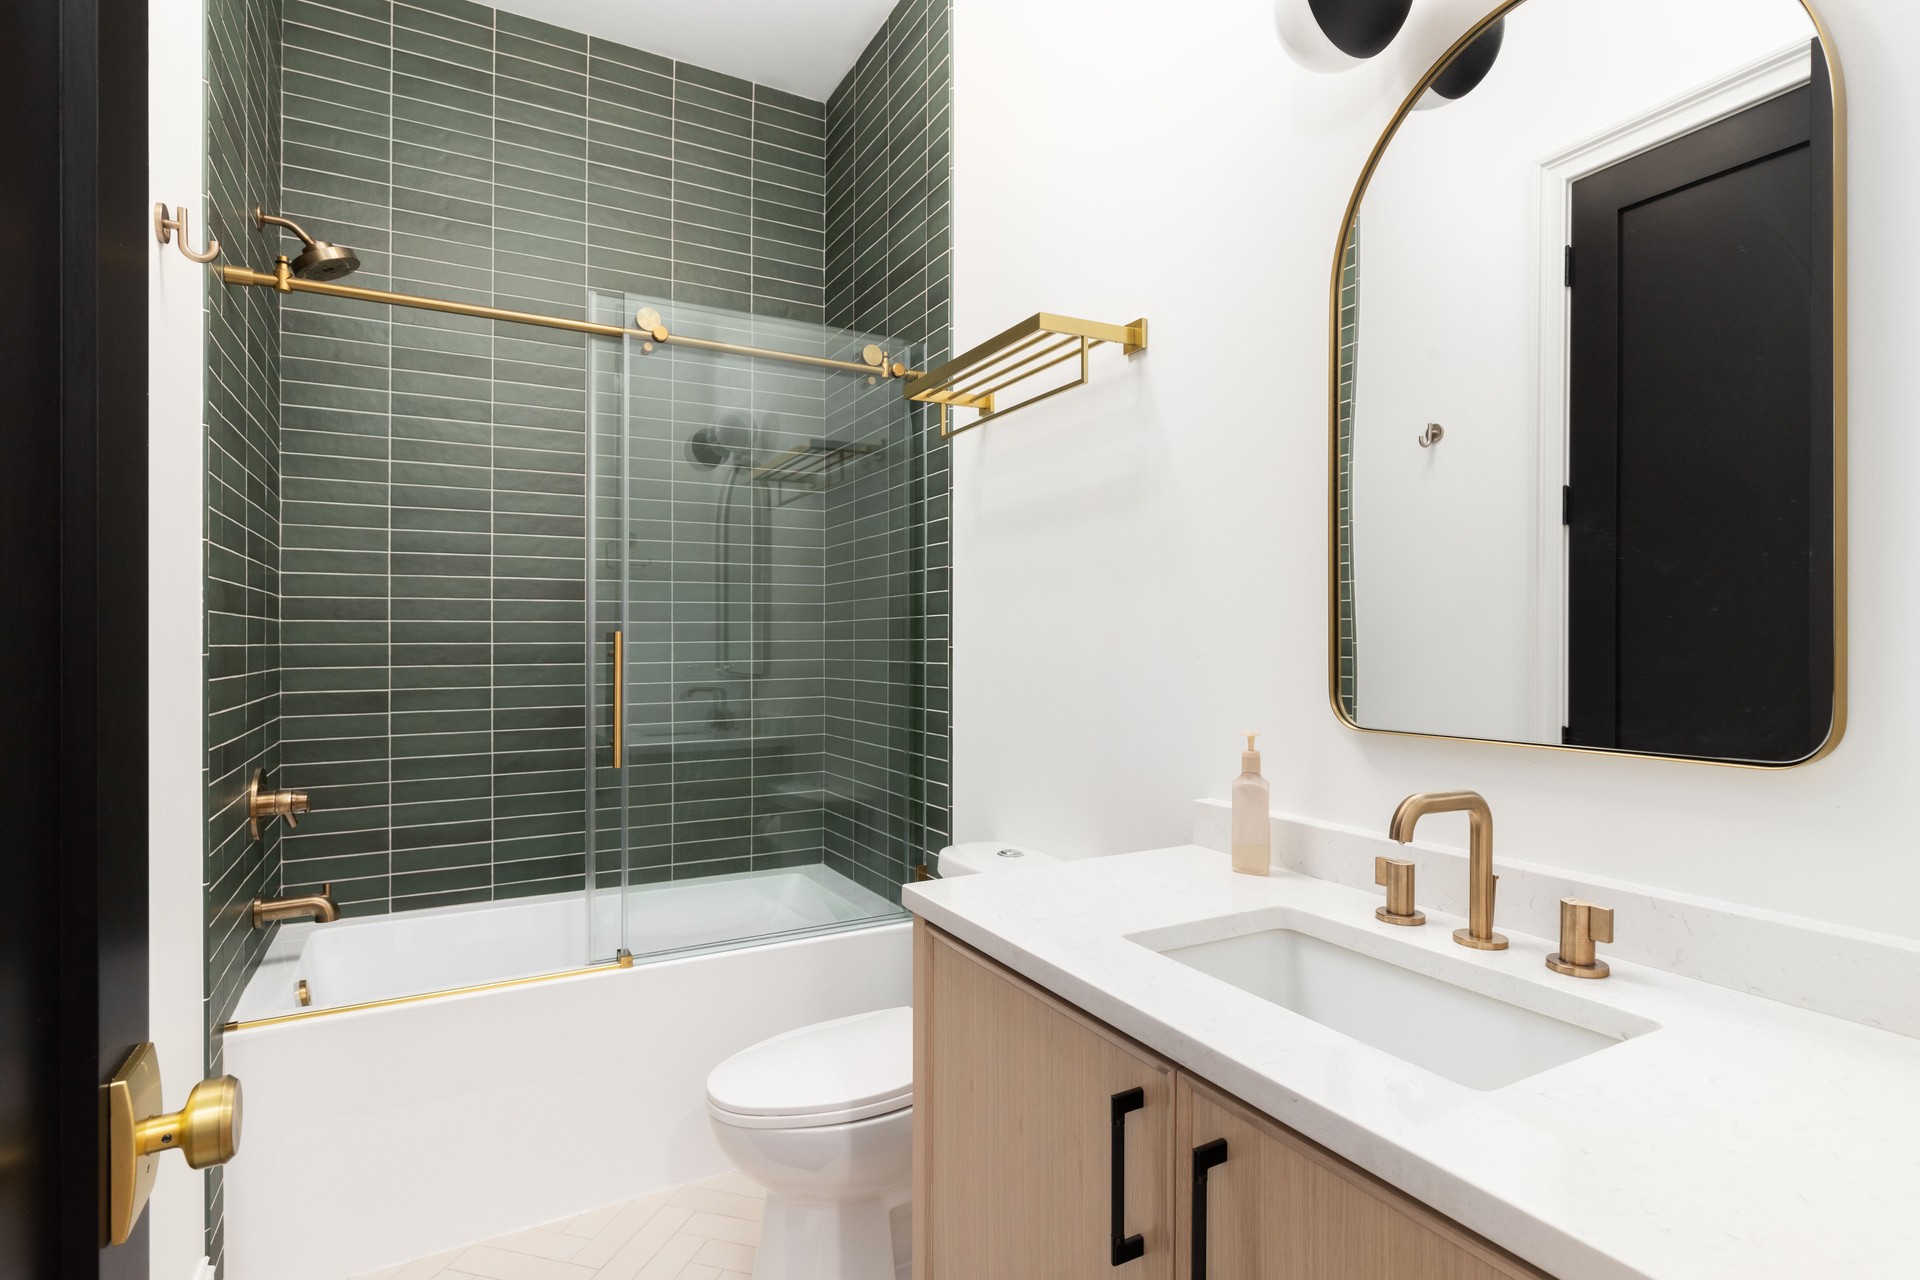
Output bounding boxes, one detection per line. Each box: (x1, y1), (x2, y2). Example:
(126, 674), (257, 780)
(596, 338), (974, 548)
(247, 768), (312, 838)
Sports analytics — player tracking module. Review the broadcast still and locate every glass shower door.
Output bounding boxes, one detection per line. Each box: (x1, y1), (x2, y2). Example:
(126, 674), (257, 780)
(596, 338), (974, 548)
(584, 291), (632, 963)
(585, 291), (926, 965)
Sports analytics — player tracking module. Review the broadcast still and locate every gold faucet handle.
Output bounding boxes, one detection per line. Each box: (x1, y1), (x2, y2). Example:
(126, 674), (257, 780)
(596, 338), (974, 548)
(1547, 898), (1614, 979)
(1587, 903), (1614, 945)
(1373, 856), (1425, 926)
(247, 769), (312, 838)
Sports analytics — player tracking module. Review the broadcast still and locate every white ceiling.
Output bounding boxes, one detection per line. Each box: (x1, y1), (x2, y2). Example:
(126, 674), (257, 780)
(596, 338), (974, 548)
(489, 0), (901, 102)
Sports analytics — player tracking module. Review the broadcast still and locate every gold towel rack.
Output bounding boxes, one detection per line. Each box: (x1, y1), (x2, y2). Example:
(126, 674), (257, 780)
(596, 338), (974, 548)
(903, 313), (1149, 437)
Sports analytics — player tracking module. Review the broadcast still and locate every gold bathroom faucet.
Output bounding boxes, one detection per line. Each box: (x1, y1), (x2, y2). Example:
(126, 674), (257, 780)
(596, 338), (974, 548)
(1388, 791), (1508, 951)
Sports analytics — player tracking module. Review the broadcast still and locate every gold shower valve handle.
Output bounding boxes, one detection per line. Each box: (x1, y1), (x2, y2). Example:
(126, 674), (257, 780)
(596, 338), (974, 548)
(1547, 898), (1615, 979)
(1373, 856), (1425, 926)
(103, 1044), (244, 1246)
(248, 767), (312, 839)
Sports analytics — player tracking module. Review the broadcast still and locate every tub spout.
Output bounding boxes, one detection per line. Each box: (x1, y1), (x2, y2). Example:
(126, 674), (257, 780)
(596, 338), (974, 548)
(251, 883), (340, 930)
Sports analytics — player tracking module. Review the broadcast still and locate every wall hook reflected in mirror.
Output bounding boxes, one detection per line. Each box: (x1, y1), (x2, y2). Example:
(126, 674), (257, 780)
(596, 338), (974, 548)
(152, 202), (222, 264)
(1418, 422), (1446, 448)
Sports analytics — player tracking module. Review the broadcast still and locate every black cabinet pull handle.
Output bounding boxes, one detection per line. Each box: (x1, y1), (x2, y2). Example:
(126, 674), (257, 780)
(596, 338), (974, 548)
(1109, 1088), (1146, 1266)
(1192, 1138), (1230, 1280)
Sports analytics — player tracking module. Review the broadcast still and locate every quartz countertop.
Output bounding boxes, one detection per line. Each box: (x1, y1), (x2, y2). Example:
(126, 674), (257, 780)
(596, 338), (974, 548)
(902, 846), (1920, 1280)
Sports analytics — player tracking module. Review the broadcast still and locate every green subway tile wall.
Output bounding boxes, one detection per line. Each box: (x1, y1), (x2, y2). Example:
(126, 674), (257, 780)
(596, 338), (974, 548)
(1336, 220), (1359, 720)
(197, 0), (951, 1260)
(203, 0), (282, 1265)
(271, 0), (951, 913)
(824, 0), (954, 884)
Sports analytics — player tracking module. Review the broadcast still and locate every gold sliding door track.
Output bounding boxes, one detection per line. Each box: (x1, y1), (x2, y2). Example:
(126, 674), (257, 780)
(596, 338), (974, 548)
(219, 260), (1152, 434)
(217, 259), (922, 382)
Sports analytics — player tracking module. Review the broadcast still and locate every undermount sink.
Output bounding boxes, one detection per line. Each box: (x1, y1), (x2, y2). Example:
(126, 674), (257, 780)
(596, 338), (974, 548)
(1147, 925), (1638, 1090)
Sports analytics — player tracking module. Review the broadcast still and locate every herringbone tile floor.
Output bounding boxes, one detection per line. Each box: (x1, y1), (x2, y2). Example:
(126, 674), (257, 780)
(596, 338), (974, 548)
(351, 1170), (765, 1280)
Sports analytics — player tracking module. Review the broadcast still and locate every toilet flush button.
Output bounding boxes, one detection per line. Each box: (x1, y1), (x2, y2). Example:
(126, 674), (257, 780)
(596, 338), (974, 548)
(997, 848), (1024, 859)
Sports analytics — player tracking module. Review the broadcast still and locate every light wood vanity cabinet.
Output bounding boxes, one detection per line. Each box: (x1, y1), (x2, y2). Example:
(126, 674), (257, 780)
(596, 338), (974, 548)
(1175, 1077), (1550, 1280)
(915, 922), (1552, 1280)
(913, 923), (1174, 1279)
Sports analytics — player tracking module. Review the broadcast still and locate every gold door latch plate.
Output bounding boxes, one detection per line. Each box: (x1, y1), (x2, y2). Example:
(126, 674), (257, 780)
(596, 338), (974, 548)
(103, 1043), (243, 1246)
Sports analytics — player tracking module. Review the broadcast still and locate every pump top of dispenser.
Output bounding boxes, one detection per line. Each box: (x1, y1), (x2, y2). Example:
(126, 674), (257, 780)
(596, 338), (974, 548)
(1243, 732), (1261, 773)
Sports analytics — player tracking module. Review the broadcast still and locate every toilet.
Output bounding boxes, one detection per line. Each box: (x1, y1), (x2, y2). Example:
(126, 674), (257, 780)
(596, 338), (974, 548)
(706, 842), (1058, 1280)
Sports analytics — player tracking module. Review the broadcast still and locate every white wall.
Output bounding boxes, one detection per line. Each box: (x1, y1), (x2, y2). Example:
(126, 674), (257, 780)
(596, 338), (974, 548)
(950, 0), (1920, 942)
(1352, 0), (1815, 740)
(149, 0), (209, 1273)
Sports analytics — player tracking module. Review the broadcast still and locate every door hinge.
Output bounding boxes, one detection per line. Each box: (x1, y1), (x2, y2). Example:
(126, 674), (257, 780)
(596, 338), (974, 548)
(1564, 244), (1575, 287)
(1562, 484), (1572, 525)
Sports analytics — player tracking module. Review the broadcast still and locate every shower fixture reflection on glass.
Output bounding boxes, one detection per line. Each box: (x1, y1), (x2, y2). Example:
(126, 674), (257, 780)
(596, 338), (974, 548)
(688, 419), (770, 681)
(252, 205), (361, 281)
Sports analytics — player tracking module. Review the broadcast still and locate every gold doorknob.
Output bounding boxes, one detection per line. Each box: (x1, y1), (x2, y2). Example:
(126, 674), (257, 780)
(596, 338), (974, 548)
(103, 1044), (244, 1246)
(137, 1074), (243, 1168)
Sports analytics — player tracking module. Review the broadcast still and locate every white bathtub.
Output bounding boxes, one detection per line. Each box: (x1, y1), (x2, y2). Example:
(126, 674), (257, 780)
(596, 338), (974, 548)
(221, 866), (912, 1280)
(234, 864), (899, 1018)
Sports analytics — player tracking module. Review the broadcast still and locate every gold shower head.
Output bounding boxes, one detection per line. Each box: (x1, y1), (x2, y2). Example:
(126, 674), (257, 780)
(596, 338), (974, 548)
(252, 205), (361, 282)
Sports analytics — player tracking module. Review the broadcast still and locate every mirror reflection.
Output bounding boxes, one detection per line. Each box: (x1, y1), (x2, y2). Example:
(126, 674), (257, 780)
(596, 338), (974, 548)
(1337, 0), (1840, 764)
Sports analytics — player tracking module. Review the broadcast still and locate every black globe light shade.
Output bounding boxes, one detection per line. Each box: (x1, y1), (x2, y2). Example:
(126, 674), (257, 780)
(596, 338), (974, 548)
(1275, 0), (1416, 73)
(1414, 17), (1508, 110)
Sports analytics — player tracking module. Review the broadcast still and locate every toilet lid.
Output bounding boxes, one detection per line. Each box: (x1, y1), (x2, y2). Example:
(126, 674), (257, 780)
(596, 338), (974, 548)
(707, 1007), (912, 1127)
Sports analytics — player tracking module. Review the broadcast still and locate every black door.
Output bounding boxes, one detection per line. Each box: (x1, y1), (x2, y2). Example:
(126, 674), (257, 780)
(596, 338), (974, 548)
(1, 0), (150, 1274)
(1566, 49), (1834, 762)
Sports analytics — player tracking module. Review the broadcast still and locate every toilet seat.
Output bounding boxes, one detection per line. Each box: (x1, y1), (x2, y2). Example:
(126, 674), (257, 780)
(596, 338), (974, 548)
(706, 1006), (912, 1131)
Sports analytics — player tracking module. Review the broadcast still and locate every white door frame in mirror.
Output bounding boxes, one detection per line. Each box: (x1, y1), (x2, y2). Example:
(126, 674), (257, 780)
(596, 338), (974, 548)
(1527, 42), (1818, 743)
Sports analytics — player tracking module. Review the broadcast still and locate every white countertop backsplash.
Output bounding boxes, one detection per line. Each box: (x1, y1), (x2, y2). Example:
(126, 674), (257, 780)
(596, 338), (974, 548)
(903, 842), (1920, 1280)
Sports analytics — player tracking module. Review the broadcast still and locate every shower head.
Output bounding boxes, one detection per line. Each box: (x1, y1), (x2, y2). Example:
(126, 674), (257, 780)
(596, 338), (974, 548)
(253, 206), (362, 282)
(288, 239), (361, 282)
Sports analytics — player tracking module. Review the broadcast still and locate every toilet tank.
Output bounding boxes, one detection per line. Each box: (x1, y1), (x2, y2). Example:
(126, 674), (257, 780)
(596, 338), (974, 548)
(936, 841), (1059, 878)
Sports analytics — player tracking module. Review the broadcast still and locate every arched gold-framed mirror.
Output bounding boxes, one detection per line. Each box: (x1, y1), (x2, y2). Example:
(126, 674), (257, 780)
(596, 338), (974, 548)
(1329, 0), (1846, 767)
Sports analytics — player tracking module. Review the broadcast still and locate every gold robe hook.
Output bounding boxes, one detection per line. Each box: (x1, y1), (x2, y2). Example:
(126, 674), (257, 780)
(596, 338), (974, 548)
(153, 203), (222, 264)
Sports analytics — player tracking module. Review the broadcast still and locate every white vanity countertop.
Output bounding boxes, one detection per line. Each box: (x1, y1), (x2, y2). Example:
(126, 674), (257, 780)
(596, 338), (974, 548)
(902, 847), (1920, 1280)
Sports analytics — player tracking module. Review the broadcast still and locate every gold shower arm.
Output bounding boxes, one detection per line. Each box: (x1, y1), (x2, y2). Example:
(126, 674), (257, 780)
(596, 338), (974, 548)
(253, 206), (321, 247)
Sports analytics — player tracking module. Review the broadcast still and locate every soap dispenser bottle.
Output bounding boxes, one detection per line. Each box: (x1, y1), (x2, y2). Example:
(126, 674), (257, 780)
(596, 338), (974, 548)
(1232, 732), (1271, 875)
